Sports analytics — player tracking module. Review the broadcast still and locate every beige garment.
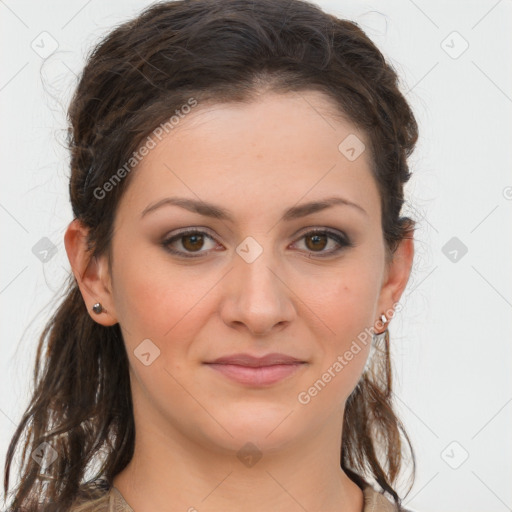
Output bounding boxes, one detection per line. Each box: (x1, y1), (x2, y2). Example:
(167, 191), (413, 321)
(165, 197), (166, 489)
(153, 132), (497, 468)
(69, 483), (402, 511)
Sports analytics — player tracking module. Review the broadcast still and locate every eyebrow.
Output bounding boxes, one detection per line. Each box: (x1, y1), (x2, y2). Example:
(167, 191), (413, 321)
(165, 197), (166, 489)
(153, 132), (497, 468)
(140, 195), (367, 221)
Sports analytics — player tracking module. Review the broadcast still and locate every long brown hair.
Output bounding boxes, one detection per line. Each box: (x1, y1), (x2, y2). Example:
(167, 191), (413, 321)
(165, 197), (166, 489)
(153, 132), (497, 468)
(4, 0), (418, 509)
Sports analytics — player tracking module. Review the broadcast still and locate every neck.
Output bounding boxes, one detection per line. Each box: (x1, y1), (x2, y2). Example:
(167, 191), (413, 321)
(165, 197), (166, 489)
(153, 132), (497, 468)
(113, 405), (364, 512)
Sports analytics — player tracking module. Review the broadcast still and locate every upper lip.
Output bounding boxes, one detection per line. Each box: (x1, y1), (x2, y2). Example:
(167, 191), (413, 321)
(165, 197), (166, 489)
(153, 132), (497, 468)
(205, 353), (305, 367)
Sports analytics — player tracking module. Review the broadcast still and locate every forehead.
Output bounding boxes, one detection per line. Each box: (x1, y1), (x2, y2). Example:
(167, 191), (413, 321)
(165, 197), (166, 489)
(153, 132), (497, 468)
(118, 91), (380, 224)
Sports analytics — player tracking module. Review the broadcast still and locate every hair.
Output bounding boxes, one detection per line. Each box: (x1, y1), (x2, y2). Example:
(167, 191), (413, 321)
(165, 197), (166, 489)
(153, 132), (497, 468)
(4, 0), (419, 510)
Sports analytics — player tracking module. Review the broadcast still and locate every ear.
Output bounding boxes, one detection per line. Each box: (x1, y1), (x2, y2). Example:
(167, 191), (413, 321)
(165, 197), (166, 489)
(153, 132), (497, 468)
(375, 226), (415, 327)
(64, 219), (118, 326)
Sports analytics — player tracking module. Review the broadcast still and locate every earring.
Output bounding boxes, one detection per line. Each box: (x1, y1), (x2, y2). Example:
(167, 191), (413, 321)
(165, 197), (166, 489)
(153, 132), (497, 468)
(92, 303), (103, 314)
(376, 312), (388, 334)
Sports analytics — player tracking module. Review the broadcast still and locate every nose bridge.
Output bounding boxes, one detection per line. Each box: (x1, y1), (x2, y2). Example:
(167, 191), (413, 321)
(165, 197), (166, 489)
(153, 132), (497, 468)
(236, 236), (283, 305)
(238, 247), (279, 298)
(222, 235), (295, 335)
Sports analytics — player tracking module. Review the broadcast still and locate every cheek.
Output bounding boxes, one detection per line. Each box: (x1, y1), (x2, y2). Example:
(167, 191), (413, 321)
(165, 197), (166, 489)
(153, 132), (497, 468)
(111, 250), (216, 356)
(308, 263), (381, 341)
(300, 267), (380, 400)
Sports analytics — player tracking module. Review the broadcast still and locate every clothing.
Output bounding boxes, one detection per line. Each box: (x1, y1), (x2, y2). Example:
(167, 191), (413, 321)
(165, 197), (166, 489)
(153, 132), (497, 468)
(69, 480), (403, 511)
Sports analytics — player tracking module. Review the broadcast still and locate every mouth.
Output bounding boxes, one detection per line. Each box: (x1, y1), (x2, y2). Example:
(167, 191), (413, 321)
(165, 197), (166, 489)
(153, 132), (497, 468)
(203, 353), (308, 387)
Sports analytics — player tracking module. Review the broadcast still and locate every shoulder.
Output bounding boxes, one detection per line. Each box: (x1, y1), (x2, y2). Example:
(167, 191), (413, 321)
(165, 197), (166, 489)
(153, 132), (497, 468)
(69, 478), (410, 512)
(67, 479), (114, 512)
(68, 494), (110, 512)
(362, 483), (412, 512)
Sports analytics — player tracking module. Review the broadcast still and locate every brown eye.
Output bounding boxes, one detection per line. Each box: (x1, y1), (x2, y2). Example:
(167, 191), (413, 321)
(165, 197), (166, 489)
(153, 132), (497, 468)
(162, 230), (218, 257)
(293, 229), (353, 258)
(304, 233), (328, 252)
(161, 228), (352, 259)
(181, 233), (205, 252)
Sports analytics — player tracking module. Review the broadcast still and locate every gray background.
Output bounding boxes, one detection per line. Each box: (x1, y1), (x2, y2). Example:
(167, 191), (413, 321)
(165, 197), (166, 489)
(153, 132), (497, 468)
(1, 1), (511, 510)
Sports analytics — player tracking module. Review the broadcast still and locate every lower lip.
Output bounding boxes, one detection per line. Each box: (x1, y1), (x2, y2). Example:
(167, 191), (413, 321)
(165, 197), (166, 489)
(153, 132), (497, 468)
(205, 363), (305, 386)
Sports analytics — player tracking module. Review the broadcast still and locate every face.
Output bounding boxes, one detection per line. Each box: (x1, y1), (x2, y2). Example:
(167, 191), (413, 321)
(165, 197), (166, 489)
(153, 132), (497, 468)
(87, 91), (404, 455)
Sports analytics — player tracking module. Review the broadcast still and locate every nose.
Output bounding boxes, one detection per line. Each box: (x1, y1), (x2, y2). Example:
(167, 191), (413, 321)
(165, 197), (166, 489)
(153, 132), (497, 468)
(219, 250), (296, 337)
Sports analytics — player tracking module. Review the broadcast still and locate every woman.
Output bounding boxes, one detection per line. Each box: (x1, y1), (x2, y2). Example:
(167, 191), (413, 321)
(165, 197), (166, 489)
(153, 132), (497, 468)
(3, 0), (419, 510)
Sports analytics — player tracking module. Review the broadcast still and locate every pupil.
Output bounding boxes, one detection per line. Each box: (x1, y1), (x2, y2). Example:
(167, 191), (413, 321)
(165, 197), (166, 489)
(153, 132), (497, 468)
(307, 234), (326, 251)
(184, 234), (203, 251)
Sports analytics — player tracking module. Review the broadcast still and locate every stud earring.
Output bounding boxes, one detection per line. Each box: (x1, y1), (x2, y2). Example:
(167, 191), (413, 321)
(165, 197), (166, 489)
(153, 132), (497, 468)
(92, 303), (103, 314)
(375, 312), (388, 334)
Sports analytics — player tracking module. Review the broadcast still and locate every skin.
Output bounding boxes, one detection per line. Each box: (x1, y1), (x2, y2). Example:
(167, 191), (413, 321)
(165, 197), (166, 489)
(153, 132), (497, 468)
(65, 90), (414, 512)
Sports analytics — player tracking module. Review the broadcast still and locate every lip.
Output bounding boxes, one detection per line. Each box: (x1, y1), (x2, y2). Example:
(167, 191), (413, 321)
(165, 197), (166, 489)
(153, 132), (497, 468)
(206, 353), (305, 367)
(203, 352), (307, 386)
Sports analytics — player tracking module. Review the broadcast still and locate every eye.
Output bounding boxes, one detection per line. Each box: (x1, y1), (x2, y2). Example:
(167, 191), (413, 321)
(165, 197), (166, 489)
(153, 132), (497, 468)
(290, 228), (353, 258)
(161, 229), (219, 258)
(161, 227), (353, 258)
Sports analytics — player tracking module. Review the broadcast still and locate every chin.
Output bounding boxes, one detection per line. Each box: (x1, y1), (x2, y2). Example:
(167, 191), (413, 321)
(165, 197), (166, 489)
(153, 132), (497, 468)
(197, 402), (301, 452)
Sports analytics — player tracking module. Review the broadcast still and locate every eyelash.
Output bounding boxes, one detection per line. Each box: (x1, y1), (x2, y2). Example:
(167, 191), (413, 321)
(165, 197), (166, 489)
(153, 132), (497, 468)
(161, 227), (353, 259)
